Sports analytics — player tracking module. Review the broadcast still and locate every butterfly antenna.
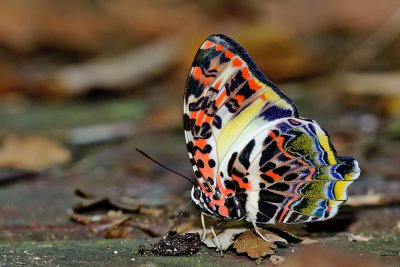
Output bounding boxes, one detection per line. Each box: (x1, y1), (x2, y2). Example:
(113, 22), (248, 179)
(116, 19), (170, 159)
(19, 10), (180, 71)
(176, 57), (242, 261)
(135, 148), (197, 187)
(176, 199), (193, 233)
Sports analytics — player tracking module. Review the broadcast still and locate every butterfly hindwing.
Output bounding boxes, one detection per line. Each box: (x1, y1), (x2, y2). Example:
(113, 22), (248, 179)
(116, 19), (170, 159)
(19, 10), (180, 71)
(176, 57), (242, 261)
(229, 117), (360, 223)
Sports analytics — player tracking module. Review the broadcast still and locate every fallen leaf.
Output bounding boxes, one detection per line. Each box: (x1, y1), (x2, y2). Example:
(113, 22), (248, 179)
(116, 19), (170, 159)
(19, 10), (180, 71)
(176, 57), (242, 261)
(67, 209), (92, 225)
(203, 228), (247, 251)
(0, 134), (70, 171)
(270, 255), (286, 265)
(73, 189), (141, 212)
(89, 211), (130, 234)
(348, 233), (373, 242)
(233, 230), (277, 260)
(45, 37), (181, 97)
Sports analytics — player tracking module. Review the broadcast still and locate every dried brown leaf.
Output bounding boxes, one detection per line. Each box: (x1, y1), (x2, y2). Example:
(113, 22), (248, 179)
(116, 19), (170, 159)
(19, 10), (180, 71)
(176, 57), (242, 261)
(233, 230), (277, 260)
(67, 209), (92, 225)
(73, 189), (141, 212)
(0, 134), (70, 171)
(203, 228), (247, 251)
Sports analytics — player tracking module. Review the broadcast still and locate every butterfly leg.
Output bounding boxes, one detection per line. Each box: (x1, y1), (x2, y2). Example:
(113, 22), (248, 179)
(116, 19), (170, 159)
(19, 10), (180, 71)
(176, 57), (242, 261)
(200, 212), (207, 242)
(210, 225), (223, 256)
(247, 212), (272, 243)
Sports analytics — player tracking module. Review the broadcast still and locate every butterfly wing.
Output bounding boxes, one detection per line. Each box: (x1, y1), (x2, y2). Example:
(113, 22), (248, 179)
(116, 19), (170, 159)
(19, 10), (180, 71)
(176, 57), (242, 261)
(184, 34), (298, 201)
(184, 34), (360, 222)
(228, 117), (360, 223)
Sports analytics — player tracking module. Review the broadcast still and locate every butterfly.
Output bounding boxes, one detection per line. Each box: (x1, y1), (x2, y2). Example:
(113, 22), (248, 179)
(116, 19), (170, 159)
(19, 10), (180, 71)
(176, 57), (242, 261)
(183, 34), (360, 243)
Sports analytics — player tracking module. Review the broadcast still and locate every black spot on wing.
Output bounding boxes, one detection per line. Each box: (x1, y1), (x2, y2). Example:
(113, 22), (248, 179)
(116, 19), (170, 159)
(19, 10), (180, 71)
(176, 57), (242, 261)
(208, 159), (216, 168)
(257, 202), (278, 222)
(225, 98), (240, 113)
(183, 113), (191, 131)
(224, 180), (236, 191)
(225, 70), (246, 96)
(259, 141), (279, 167)
(200, 122), (212, 139)
(232, 167), (245, 178)
(193, 144), (213, 154)
(260, 174), (274, 183)
(197, 159), (204, 168)
(273, 166), (291, 176)
(259, 162), (276, 173)
(284, 173), (299, 181)
(259, 189), (286, 203)
(213, 115), (222, 129)
(268, 182), (290, 192)
(227, 152), (238, 177)
(238, 139), (255, 169)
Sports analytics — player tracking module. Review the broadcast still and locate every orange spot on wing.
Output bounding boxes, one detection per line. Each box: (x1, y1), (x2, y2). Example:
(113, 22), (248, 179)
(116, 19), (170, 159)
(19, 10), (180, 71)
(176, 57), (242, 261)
(204, 115), (213, 125)
(216, 44), (225, 51)
(235, 95), (245, 104)
(326, 206), (331, 213)
(266, 170), (280, 181)
(232, 175), (252, 191)
(276, 136), (285, 149)
(199, 164), (213, 182)
(215, 90), (227, 107)
(202, 77), (212, 86)
(218, 205), (229, 217)
(242, 67), (251, 79)
(190, 111), (197, 119)
(208, 197), (224, 209)
(214, 80), (221, 89)
(201, 40), (215, 49)
(225, 50), (234, 58)
(248, 79), (262, 90)
(260, 94), (267, 101)
(194, 138), (207, 149)
(196, 110), (205, 126)
(193, 66), (202, 81)
(232, 58), (243, 67)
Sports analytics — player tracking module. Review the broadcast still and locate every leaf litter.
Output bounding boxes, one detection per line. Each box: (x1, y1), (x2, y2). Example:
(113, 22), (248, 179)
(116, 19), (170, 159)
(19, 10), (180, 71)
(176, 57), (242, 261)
(233, 230), (278, 260)
(69, 189), (173, 238)
(70, 186), (309, 261)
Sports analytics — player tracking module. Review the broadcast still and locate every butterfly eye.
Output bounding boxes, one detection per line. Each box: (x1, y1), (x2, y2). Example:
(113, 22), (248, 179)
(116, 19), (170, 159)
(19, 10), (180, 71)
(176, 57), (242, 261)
(193, 187), (201, 200)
